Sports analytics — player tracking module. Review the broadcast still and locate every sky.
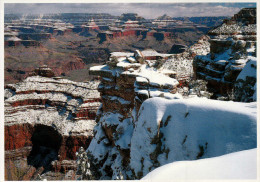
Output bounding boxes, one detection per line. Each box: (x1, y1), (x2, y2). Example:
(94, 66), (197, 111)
(4, 3), (256, 18)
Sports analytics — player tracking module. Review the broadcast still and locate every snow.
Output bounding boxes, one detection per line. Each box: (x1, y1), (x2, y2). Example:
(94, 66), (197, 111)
(141, 49), (171, 57)
(162, 55), (194, 79)
(5, 80), (99, 104)
(149, 89), (182, 99)
(127, 57), (136, 63)
(214, 59), (228, 65)
(80, 102), (100, 108)
(135, 89), (149, 96)
(138, 65), (179, 87)
(90, 65), (122, 77)
(114, 118), (133, 150)
(102, 77), (113, 82)
(231, 58), (248, 65)
(236, 57), (257, 81)
(159, 69), (176, 75)
(4, 76), (100, 136)
(130, 97), (256, 177)
(103, 96), (131, 105)
(6, 93), (69, 104)
(142, 148), (256, 180)
(5, 36), (21, 41)
(5, 108), (72, 135)
(247, 46), (255, 53)
(210, 23), (256, 35)
(70, 120), (96, 136)
(110, 52), (134, 57)
(86, 123), (109, 161)
(100, 112), (123, 127)
(90, 65), (110, 71)
(91, 51), (179, 92)
(116, 60), (141, 69)
(136, 76), (149, 84)
(214, 48), (232, 61)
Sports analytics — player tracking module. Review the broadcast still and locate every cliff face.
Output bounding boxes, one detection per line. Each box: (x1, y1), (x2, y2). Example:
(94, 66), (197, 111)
(84, 46), (256, 180)
(4, 67), (100, 180)
(193, 8), (256, 100)
(233, 58), (257, 102)
(87, 50), (181, 179)
(81, 8), (257, 180)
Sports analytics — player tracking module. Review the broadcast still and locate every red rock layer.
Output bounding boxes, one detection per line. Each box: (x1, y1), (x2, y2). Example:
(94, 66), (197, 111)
(5, 123), (34, 151)
(5, 123), (93, 162)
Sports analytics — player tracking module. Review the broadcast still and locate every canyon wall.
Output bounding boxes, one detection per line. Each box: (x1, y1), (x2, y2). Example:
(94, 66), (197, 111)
(4, 66), (100, 180)
(81, 8), (257, 180)
(193, 8), (256, 100)
(87, 50), (181, 179)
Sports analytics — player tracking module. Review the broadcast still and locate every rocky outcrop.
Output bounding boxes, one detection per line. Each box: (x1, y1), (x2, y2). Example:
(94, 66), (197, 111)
(162, 35), (210, 82)
(30, 65), (55, 77)
(86, 50), (181, 179)
(4, 66), (100, 180)
(233, 58), (257, 102)
(130, 98), (256, 178)
(193, 8), (256, 99)
(84, 47), (257, 180)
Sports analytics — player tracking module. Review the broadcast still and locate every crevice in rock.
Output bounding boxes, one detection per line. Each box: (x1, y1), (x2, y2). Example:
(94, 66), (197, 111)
(27, 124), (62, 173)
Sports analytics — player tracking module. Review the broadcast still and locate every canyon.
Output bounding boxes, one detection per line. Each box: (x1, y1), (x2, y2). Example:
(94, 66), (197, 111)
(78, 7), (257, 180)
(4, 7), (257, 181)
(4, 12), (226, 84)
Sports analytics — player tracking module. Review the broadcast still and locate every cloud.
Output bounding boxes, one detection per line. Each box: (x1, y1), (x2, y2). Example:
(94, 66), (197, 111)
(4, 3), (256, 18)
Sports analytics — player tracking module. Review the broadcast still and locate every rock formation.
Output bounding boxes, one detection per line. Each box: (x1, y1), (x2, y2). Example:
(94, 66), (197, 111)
(233, 58), (257, 102)
(130, 98), (256, 179)
(86, 49), (181, 179)
(80, 8), (257, 180)
(162, 35), (210, 81)
(193, 8), (256, 100)
(4, 66), (100, 180)
(83, 47), (256, 180)
(130, 98), (256, 178)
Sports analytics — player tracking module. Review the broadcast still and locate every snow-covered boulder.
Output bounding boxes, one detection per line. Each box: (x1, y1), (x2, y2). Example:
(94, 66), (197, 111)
(130, 97), (256, 178)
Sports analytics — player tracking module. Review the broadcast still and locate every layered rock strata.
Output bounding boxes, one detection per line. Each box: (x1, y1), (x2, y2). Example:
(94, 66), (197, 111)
(84, 48), (257, 180)
(4, 66), (100, 180)
(87, 50), (181, 179)
(193, 8), (256, 99)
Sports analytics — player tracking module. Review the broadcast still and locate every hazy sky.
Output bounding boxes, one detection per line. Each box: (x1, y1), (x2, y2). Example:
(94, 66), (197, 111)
(4, 3), (256, 18)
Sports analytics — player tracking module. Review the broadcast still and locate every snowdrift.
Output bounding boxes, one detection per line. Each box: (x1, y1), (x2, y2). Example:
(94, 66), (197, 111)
(142, 148), (257, 180)
(130, 97), (257, 177)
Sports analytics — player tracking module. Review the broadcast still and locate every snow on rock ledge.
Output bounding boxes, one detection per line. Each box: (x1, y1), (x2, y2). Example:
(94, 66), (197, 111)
(234, 57), (257, 102)
(130, 97), (256, 178)
(194, 8), (256, 98)
(85, 50), (182, 180)
(5, 72), (101, 163)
